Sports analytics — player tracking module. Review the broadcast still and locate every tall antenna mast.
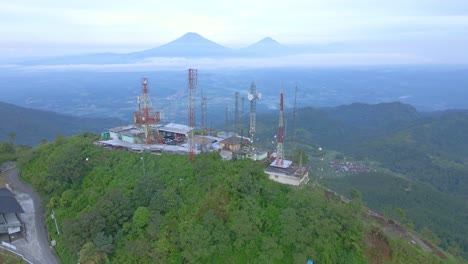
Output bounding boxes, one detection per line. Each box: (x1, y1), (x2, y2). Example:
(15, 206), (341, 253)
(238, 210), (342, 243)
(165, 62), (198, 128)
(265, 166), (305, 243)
(235, 91), (239, 135)
(225, 106), (229, 133)
(276, 90), (285, 166)
(188, 69), (198, 160)
(241, 96), (245, 134)
(292, 86), (298, 152)
(133, 78), (161, 144)
(248, 82), (261, 145)
(201, 87), (207, 135)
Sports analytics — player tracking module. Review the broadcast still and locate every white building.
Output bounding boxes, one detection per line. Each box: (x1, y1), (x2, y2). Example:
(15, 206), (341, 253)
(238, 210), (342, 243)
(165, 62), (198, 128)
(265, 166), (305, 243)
(264, 159), (310, 186)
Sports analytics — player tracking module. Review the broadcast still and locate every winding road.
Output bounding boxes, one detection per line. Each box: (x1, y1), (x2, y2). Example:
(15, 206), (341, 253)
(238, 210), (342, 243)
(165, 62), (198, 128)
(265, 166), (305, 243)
(2, 162), (59, 264)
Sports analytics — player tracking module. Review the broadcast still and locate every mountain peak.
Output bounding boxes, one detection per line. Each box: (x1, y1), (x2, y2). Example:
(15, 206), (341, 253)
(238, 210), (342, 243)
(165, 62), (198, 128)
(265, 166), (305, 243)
(240, 36), (288, 55)
(131, 32), (230, 58)
(257, 37), (281, 45)
(178, 32), (206, 41)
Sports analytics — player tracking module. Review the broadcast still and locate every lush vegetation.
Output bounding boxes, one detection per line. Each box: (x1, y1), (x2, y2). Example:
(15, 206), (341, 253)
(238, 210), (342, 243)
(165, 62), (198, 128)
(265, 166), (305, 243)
(4, 100), (464, 263)
(18, 134), (369, 263)
(329, 172), (467, 259)
(255, 102), (468, 260)
(0, 141), (16, 165)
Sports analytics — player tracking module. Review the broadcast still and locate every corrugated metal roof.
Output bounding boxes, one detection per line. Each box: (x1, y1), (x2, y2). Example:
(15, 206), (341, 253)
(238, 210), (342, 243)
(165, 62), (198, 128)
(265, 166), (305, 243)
(160, 123), (191, 134)
(0, 188), (24, 214)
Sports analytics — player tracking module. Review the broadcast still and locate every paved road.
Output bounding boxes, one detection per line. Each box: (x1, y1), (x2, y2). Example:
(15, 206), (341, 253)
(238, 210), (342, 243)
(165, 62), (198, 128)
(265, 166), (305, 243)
(2, 162), (59, 264)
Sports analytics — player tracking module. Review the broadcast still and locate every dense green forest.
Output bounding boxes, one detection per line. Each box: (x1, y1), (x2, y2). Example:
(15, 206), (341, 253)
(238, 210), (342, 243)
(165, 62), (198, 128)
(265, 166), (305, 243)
(10, 134), (453, 263)
(0, 101), (121, 145)
(329, 172), (467, 259)
(255, 102), (468, 260)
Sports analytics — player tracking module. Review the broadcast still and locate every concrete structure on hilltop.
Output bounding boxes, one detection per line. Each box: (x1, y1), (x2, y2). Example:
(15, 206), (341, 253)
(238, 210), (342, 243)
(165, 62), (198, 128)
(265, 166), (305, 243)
(264, 160), (310, 186)
(159, 123), (192, 139)
(101, 123), (191, 145)
(97, 75), (306, 170)
(219, 136), (250, 153)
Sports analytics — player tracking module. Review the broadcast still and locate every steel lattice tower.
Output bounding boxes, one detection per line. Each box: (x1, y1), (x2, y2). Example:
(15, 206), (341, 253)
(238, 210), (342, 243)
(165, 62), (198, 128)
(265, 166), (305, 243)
(225, 106), (229, 132)
(248, 82), (260, 144)
(201, 88), (207, 135)
(235, 91), (239, 135)
(133, 78), (161, 144)
(276, 91), (285, 166)
(292, 86), (298, 151)
(188, 69), (197, 160)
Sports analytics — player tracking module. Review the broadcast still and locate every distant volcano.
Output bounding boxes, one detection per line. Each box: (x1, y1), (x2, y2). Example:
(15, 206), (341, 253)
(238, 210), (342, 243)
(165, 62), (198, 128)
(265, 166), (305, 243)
(240, 37), (290, 56)
(20, 32), (304, 65)
(130, 32), (232, 58)
(250, 37), (284, 48)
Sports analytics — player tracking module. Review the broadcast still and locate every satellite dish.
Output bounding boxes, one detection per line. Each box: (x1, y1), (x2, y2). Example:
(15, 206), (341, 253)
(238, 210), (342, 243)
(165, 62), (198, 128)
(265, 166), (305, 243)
(248, 93), (254, 101)
(257, 93), (262, 99)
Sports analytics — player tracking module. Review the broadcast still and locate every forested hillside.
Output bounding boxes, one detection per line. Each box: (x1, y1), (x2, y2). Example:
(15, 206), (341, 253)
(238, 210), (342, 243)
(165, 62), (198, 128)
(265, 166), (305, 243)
(14, 134), (453, 263)
(253, 102), (468, 260)
(0, 101), (122, 145)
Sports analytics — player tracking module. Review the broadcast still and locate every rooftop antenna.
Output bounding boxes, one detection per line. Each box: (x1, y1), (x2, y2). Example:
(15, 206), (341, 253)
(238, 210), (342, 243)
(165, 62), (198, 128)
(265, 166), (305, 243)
(248, 82), (261, 146)
(188, 69), (198, 161)
(133, 78), (161, 144)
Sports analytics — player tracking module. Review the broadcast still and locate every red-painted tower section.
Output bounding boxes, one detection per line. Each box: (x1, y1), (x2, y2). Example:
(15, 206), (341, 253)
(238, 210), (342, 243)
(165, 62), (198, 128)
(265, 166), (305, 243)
(276, 91), (284, 166)
(188, 69), (198, 160)
(134, 78), (161, 144)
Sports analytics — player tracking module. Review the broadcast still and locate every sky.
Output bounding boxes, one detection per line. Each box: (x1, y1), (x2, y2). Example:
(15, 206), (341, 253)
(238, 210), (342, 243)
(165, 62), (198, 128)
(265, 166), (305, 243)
(1, 0), (468, 64)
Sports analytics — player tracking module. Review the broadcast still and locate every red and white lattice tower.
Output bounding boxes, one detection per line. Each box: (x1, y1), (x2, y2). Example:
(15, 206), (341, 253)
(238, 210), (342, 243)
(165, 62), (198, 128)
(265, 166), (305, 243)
(275, 90), (285, 166)
(133, 78), (161, 144)
(188, 69), (198, 160)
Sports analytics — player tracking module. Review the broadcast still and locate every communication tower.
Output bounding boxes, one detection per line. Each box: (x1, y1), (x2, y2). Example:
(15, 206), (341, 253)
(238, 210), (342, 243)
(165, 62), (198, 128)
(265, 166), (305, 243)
(292, 86), (298, 151)
(235, 91), (239, 134)
(276, 90), (285, 166)
(188, 69), (197, 160)
(133, 78), (161, 144)
(201, 88), (207, 135)
(248, 82), (261, 144)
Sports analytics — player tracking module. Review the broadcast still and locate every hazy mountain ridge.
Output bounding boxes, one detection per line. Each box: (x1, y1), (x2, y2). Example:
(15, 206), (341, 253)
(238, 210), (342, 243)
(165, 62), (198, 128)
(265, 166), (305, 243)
(17, 32), (317, 65)
(130, 32), (232, 58)
(0, 101), (122, 145)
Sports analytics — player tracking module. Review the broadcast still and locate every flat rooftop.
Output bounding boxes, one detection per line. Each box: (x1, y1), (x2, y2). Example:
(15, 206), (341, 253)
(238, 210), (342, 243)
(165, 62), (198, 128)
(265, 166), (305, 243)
(264, 164), (297, 177)
(270, 159), (293, 169)
(160, 123), (191, 134)
(97, 140), (191, 154)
